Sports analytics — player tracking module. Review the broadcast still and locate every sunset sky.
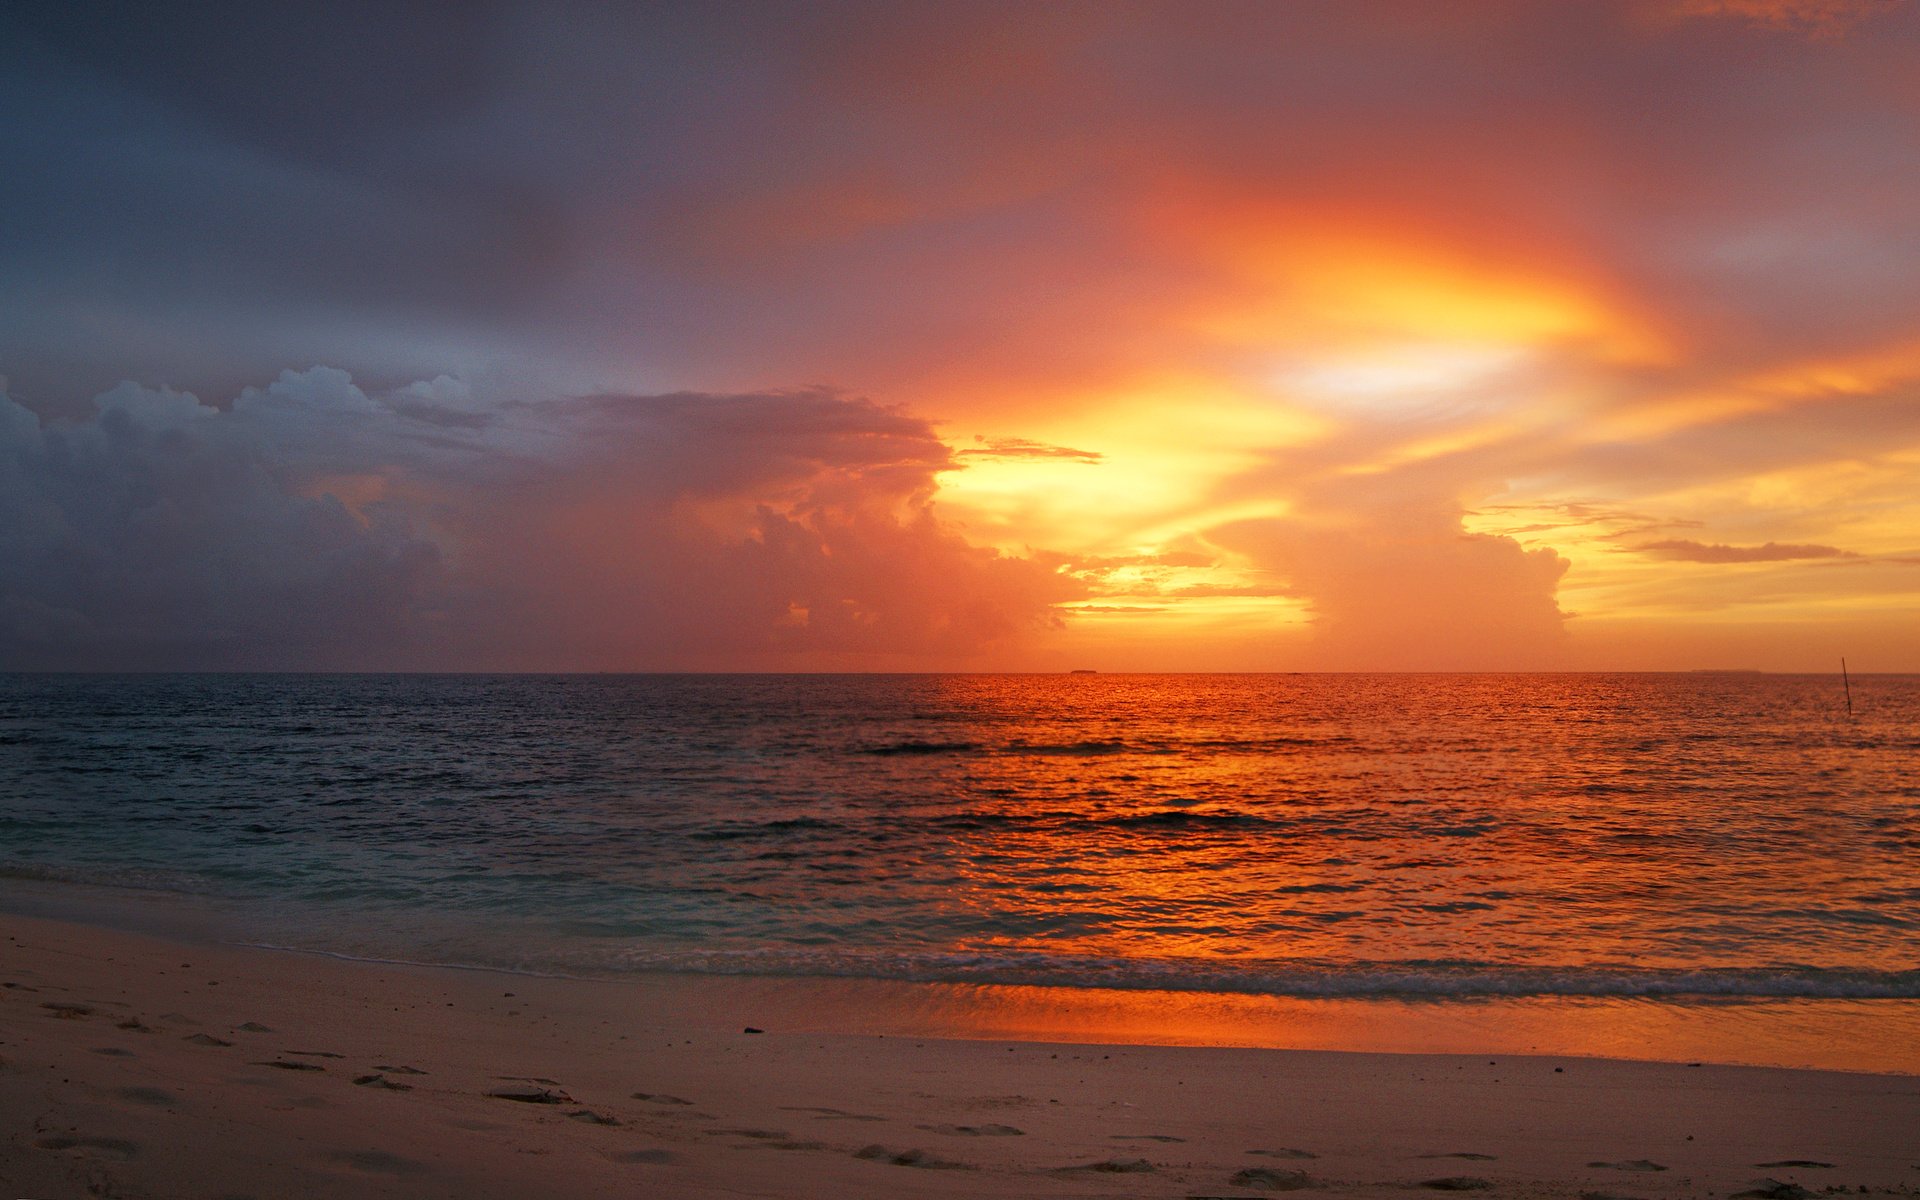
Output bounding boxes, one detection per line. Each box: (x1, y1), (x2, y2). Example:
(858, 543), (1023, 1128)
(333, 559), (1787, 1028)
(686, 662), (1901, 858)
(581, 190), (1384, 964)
(4, 0), (1918, 671)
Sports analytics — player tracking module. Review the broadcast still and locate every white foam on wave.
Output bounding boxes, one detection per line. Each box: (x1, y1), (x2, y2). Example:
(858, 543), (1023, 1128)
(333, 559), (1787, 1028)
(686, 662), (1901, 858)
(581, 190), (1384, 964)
(577, 946), (1920, 999)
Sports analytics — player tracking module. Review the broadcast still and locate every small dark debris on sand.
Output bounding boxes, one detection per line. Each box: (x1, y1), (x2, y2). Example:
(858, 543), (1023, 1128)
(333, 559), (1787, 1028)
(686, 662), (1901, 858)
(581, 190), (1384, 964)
(919, 1123), (1024, 1137)
(41, 1002), (94, 1018)
(354, 1074), (413, 1091)
(286, 1050), (346, 1059)
(1057, 1157), (1157, 1174)
(1590, 1161), (1669, 1173)
(1421, 1177), (1495, 1190)
(1735, 1181), (1817, 1200)
(183, 1033), (232, 1047)
(1232, 1166), (1316, 1190)
(854, 1144), (972, 1169)
(487, 1086), (573, 1104)
(1423, 1153), (1498, 1161)
(115, 1019), (151, 1032)
(743, 1026), (765, 1034)
(632, 1092), (694, 1105)
(568, 1109), (622, 1126)
(1758, 1162), (1836, 1170)
(375, 1064), (428, 1075)
(257, 1059), (326, 1072)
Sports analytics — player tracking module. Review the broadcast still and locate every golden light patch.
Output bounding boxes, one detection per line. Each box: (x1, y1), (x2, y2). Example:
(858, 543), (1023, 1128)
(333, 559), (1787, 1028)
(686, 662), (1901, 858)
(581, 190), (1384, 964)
(936, 373), (1325, 558)
(1147, 195), (1669, 367)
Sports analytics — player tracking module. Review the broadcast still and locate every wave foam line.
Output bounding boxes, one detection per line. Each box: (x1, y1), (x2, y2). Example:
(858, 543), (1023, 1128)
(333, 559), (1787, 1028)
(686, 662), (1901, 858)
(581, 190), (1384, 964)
(586, 948), (1920, 999)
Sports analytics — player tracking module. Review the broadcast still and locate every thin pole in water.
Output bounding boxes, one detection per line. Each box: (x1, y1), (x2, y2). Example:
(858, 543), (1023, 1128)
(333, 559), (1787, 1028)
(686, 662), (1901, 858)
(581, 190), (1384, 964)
(1842, 656), (1853, 717)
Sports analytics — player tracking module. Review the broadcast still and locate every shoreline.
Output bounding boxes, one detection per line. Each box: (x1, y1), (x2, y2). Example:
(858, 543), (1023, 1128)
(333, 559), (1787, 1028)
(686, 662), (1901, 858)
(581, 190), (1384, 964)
(4, 877), (1919, 1076)
(5, 911), (1920, 1198)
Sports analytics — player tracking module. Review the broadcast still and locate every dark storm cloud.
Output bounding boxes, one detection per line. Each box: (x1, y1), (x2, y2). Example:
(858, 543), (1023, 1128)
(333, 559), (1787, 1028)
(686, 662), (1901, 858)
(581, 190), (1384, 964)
(0, 372), (1075, 670)
(0, 3), (563, 402)
(7, 0), (1920, 404)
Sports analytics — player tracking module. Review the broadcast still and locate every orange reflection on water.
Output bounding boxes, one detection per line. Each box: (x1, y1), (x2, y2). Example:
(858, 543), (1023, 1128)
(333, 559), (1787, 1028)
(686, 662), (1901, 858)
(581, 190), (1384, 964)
(672, 973), (1920, 1076)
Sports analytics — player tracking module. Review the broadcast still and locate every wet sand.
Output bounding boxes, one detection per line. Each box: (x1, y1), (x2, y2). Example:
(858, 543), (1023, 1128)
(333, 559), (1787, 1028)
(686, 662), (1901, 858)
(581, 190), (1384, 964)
(3, 910), (1917, 1199)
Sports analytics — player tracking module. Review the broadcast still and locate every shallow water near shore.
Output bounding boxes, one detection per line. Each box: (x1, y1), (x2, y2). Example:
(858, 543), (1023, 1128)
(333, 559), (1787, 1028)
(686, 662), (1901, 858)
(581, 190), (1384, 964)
(3, 671), (1917, 1068)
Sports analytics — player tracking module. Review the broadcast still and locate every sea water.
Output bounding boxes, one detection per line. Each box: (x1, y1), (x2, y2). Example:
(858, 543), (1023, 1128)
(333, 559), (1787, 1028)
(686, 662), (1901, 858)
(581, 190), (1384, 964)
(3, 673), (1916, 1063)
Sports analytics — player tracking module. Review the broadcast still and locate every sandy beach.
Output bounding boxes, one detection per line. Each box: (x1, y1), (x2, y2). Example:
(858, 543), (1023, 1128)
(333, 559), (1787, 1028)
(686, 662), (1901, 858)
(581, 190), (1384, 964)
(3, 911), (1916, 1200)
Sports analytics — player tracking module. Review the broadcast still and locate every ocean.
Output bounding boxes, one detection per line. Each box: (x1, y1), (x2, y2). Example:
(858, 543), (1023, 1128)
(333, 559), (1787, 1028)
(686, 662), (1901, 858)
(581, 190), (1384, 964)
(3, 672), (1917, 1063)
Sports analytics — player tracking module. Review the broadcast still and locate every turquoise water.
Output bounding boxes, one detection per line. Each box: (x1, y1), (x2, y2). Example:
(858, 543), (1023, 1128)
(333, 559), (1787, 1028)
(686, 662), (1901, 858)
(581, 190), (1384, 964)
(1, 672), (1915, 1000)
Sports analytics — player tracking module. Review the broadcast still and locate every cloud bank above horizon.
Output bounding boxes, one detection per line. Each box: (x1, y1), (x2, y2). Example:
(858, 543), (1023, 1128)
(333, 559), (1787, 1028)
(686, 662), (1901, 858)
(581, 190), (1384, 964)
(4, 0), (1920, 671)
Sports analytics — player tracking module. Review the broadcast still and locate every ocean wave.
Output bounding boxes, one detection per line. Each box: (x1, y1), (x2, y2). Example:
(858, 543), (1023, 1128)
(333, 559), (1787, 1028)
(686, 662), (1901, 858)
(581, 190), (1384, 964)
(859, 741), (985, 756)
(1002, 740), (1148, 756)
(861, 736), (1349, 758)
(584, 946), (1920, 999)
(0, 860), (232, 896)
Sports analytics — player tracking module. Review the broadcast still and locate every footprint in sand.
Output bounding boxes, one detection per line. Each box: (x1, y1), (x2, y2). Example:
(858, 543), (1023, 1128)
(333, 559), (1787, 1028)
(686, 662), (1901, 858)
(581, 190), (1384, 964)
(854, 1144), (973, 1170)
(1589, 1160), (1668, 1172)
(714, 1128), (789, 1140)
(917, 1123), (1024, 1137)
(780, 1105), (885, 1122)
(41, 1002), (94, 1019)
(183, 1033), (233, 1047)
(375, 1064), (428, 1075)
(91, 1047), (136, 1058)
(487, 1086), (573, 1104)
(1422, 1152), (1499, 1161)
(567, 1110), (622, 1126)
(631, 1091), (694, 1106)
(236, 1022), (273, 1032)
(1053, 1158), (1156, 1175)
(1250, 1148), (1319, 1159)
(1420, 1177), (1495, 1191)
(607, 1148), (672, 1165)
(35, 1136), (139, 1162)
(256, 1060), (326, 1072)
(353, 1074), (413, 1091)
(1231, 1166), (1317, 1191)
(1112, 1133), (1185, 1143)
(116, 1086), (179, 1107)
(1757, 1161), (1836, 1169)
(330, 1149), (426, 1175)
(286, 1050), (346, 1059)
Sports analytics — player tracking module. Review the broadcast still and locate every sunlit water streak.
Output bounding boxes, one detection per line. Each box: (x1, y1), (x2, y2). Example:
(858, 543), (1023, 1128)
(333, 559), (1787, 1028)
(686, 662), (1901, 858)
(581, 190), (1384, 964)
(2, 673), (1916, 1010)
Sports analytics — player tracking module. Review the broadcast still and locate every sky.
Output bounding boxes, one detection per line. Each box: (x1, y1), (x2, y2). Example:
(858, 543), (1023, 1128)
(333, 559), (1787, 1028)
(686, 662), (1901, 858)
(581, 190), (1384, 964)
(3, 0), (1918, 672)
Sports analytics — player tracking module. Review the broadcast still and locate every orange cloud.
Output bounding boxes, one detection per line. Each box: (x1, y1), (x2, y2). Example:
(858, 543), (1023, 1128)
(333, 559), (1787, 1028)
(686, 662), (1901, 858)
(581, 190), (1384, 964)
(1661, 0), (1901, 38)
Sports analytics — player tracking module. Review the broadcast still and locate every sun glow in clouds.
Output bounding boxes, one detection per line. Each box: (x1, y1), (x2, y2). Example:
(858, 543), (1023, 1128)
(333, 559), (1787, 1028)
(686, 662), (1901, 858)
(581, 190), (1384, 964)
(5, 2), (1920, 671)
(1278, 342), (1534, 413)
